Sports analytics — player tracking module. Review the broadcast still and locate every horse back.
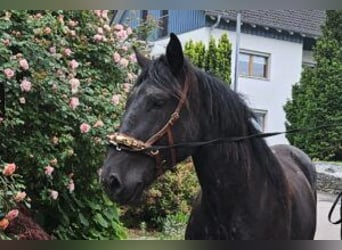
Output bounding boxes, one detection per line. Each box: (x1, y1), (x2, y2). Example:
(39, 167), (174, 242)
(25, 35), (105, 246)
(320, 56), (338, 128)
(271, 144), (317, 239)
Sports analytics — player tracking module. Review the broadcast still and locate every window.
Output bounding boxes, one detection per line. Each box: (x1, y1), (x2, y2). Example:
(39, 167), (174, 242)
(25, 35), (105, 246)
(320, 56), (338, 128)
(141, 10), (148, 22)
(239, 51), (270, 79)
(252, 109), (267, 132)
(159, 10), (169, 38)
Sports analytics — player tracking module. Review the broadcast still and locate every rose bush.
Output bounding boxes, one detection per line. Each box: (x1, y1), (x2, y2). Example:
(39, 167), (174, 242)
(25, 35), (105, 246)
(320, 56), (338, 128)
(0, 10), (144, 239)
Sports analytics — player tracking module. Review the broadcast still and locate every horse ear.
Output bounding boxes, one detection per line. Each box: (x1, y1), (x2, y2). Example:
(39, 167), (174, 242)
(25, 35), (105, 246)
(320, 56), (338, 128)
(133, 46), (151, 69)
(166, 33), (184, 75)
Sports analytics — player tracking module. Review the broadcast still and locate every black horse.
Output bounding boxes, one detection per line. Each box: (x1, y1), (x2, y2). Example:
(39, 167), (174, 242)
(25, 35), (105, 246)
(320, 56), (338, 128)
(101, 33), (317, 239)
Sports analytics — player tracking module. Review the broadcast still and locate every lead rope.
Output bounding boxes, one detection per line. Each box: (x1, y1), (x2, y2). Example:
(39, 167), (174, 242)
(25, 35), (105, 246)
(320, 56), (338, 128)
(328, 192), (342, 239)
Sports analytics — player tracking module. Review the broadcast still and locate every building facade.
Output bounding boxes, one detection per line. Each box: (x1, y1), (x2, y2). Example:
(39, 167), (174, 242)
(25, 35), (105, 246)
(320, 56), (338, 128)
(114, 10), (326, 145)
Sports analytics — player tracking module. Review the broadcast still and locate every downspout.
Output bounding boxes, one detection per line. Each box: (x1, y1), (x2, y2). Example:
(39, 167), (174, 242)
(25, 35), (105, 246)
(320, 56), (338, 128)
(210, 15), (221, 30)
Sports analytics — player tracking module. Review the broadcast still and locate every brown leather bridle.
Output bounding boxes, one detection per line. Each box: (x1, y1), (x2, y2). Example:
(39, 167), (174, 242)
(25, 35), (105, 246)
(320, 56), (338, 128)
(107, 80), (189, 176)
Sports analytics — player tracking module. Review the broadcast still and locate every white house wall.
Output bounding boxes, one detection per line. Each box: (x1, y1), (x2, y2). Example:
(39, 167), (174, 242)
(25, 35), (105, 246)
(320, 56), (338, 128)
(151, 27), (304, 145)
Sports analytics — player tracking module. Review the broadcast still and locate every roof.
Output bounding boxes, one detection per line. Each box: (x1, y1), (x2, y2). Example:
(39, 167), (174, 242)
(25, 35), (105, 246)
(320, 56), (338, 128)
(205, 10), (326, 38)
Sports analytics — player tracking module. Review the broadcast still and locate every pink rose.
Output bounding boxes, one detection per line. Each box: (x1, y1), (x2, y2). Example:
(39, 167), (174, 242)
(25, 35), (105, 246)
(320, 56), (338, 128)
(63, 48), (73, 57)
(44, 165), (54, 176)
(6, 209), (19, 221)
(126, 73), (137, 82)
(93, 34), (103, 42)
(103, 24), (111, 32)
(123, 83), (133, 93)
(19, 59), (29, 70)
(97, 27), (104, 35)
(4, 68), (15, 79)
(121, 46), (128, 51)
(2, 39), (11, 46)
(20, 79), (32, 92)
(119, 58), (129, 68)
(69, 78), (80, 94)
(101, 10), (109, 19)
(57, 15), (64, 24)
(69, 97), (80, 110)
(14, 191), (27, 202)
(113, 52), (121, 63)
(80, 123), (91, 133)
(69, 59), (79, 70)
(50, 190), (58, 200)
(115, 30), (128, 41)
(49, 46), (56, 54)
(44, 27), (51, 35)
(114, 24), (123, 31)
(126, 27), (133, 35)
(69, 30), (76, 36)
(68, 180), (75, 193)
(19, 97), (26, 104)
(2, 163), (16, 176)
(93, 120), (104, 128)
(129, 54), (137, 63)
(111, 94), (121, 105)
(68, 20), (78, 27)
(52, 84), (58, 93)
(94, 10), (102, 17)
(51, 136), (59, 145)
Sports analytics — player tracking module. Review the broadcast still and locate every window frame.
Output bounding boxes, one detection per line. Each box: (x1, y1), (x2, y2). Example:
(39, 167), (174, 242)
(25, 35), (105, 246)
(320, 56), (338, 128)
(239, 50), (271, 81)
(252, 109), (268, 132)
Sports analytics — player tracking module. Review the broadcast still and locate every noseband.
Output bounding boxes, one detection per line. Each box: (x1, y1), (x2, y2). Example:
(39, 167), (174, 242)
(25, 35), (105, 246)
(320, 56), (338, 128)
(107, 79), (189, 176)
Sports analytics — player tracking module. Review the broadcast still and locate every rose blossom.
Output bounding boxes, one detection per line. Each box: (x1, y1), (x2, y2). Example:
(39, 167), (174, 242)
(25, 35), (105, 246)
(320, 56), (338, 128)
(93, 120), (104, 128)
(69, 97), (80, 110)
(97, 27), (104, 34)
(69, 59), (79, 70)
(19, 97), (26, 104)
(4, 68), (15, 79)
(121, 46), (128, 51)
(2, 39), (10, 46)
(68, 20), (78, 27)
(94, 10), (102, 17)
(6, 209), (19, 221)
(57, 15), (64, 24)
(101, 10), (109, 19)
(20, 79), (32, 92)
(63, 48), (72, 57)
(119, 58), (129, 68)
(114, 24), (123, 31)
(103, 24), (111, 32)
(44, 27), (51, 35)
(44, 165), (54, 176)
(129, 54), (137, 63)
(50, 158), (58, 166)
(113, 52), (121, 63)
(80, 123), (91, 133)
(126, 27), (133, 35)
(123, 83), (133, 93)
(93, 34), (103, 42)
(14, 191), (27, 202)
(111, 94), (121, 105)
(68, 180), (75, 193)
(49, 46), (56, 54)
(51, 136), (59, 145)
(69, 78), (80, 94)
(0, 218), (9, 230)
(2, 163), (16, 176)
(50, 190), (58, 200)
(19, 59), (29, 70)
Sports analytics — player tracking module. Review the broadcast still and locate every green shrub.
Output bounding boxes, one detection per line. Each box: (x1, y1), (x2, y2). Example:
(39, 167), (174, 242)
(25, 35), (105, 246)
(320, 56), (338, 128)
(0, 10), (145, 239)
(184, 33), (232, 84)
(284, 10), (342, 161)
(121, 159), (199, 230)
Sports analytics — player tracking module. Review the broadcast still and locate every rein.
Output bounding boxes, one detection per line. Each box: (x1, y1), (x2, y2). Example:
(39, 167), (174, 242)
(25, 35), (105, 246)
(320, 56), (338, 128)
(328, 192), (342, 239)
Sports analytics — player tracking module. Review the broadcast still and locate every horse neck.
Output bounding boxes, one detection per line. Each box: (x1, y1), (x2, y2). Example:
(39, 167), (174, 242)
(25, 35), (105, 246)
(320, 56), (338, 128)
(190, 73), (283, 213)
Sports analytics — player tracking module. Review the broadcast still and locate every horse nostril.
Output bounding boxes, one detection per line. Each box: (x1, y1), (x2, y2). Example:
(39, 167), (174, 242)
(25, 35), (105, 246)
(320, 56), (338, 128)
(109, 174), (123, 195)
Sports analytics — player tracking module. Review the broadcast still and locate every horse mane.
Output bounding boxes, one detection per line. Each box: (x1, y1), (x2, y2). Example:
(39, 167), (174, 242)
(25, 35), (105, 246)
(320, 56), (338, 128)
(191, 64), (289, 201)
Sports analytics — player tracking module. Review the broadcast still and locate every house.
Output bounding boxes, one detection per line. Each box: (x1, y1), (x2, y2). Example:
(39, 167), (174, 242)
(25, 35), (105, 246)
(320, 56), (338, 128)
(114, 10), (326, 145)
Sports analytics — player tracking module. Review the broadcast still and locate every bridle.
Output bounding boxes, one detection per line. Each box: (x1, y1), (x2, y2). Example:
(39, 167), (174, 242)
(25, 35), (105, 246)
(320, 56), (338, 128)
(107, 78), (189, 176)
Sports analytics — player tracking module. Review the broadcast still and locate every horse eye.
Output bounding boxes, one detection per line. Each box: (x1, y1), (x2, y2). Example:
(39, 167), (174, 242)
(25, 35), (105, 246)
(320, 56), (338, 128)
(150, 97), (166, 109)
